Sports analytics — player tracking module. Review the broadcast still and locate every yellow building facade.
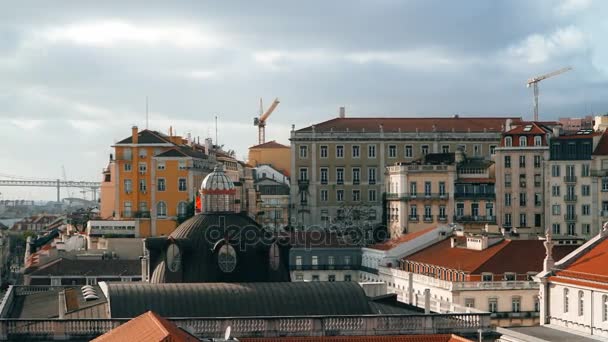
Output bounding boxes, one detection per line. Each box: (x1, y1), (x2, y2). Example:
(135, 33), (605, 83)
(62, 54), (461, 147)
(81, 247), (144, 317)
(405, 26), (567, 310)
(248, 140), (291, 177)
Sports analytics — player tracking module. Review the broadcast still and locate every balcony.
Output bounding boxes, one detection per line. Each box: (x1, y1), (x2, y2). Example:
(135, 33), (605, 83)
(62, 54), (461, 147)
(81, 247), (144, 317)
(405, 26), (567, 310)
(564, 175), (577, 183)
(320, 179), (328, 185)
(409, 215), (419, 222)
(353, 179), (360, 185)
(423, 215), (434, 222)
(454, 192), (495, 200)
(133, 211), (150, 218)
(336, 179), (344, 185)
(369, 179), (376, 185)
(452, 280), (539, 291)
(563, 194), (578, 202)
(564, 214), (577, 222)
(454, 215), (497, 223)
(120, 211), (133, 218)
(386, 193), (449, 201)
(438, 216), (448, 222)
(491, 311), (539, 319)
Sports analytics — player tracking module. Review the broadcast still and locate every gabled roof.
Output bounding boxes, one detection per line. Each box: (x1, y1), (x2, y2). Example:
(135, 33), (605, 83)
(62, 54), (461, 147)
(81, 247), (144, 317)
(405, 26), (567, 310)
(116, 130), (171, 144)
(250, 140), (290, 149)
(404, 239), (576, 274)
(368, 226), (437, 251)
(552, 237), (608, 285)
(296, 117), (521, 133)
(92, 311), (198, 342)
(592, 130), (608, 156)
(504, 122), (551, 135)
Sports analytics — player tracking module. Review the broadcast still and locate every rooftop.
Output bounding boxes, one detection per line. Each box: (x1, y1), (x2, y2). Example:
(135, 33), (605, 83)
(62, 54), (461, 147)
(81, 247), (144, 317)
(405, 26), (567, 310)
(92, 311), (198, 342)
(368, 226), (437, 251)
(592, 130), (608, 155)
(242, 335), (473, 342)
(296, 117), (520, 133)
(115, 129), (171, 144)
(25, 258), (141, 277)
(552, 236), (608, 286)
(250, 140), (290, 149)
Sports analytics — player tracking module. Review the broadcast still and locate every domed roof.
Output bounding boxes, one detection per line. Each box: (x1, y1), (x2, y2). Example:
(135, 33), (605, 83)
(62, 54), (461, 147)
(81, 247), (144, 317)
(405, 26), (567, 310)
(200, 165), (235, 192)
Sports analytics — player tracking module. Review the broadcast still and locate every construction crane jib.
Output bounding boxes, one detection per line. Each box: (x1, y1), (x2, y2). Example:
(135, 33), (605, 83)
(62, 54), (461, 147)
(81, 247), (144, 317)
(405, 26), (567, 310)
(526, 67), (572, 121)
(253, 97), (280, 145)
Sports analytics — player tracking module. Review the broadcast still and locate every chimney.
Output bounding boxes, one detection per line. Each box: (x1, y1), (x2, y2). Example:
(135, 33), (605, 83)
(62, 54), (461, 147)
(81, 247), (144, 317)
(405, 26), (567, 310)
(132, 126), (138, 144)
(339, 106), (346, 118)
(450, 237), (457, 248)
(552, 126), (561, 137)
(505, 119), (513, 132)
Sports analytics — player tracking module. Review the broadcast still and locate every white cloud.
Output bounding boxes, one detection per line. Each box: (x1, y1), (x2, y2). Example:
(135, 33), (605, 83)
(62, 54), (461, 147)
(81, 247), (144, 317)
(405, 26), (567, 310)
(507, 26), (587, 64)
(179, 70), (219, 80)
(8, 119), (44, 130)
(346, 48), (477, 69)
(40, 20), (222, 49)
(252, 50), (333, 70)
(556, 0), (593, 16)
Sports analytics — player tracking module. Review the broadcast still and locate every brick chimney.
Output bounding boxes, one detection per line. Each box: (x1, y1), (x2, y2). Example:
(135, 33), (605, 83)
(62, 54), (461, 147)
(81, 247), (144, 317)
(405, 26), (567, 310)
(132, 126), (139, 144)
(339, 106), (346, 118)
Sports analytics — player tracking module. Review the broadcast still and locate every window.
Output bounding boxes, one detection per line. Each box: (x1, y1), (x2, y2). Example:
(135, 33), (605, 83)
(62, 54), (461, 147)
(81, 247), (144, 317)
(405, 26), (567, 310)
(504, 156), (511, 168)
(139, 149), (147, 158)
(139, 163), (147, 174)
(439, 182), (446, 196)
(124, 163), (132, 171)
(421, 145), (429, 155)
(582, 164), (590, 177)
(123, 201), (132, 217)
(336, 145), (344, 158)
(388, 145), (397, 158)
(405, 145), (413, 158)
(298, 168), (308, 181)
(368, 189), (377, 202)
(552, 223), (561, 235)
(505, 174), (511, 187)
(344, 274), (352, 281)
(157, 178), (166, 191)
(552, 165), (561, 177)
(320, 189), (328, 202)
(489, 298), (498, 313)
(368, 145), (376, 158)
(139, 179), (147, 192)
(352, 168), (360, 184)
(410, 182), (417, 196)
(568, 223), (576, 235)
(535, 214), (542, 227)
(505, 193), (511, 206)
(603, 295), (608, 321)
(439, 205), (446, 218)
(534, 156), (541, 168)
(157, 201), (167, 217)
(505, 136), (512, 147)
(552, 185), (560, 196)
(178, 160), (187, 170)
(352, 190), (360, 202)
(490, 145), (496, 155)
(519, 136), (527, 147)
(312, 275), (319, 281)
(552, 204), (561, 215)
(424, 205), (432, 220)
(328, 255), (335, 266)
(344, 255), (351, 265)
(582, 185), (590, 196)
(320, 168), (328, 184)
(123, 148), (132, 160)
(578, 291), (584, 316)
(328, 275), (336, 282)
(299, 145), (308, 158)
(424, 182), (432, 196)
(564, 288), (569, 313)
(295, 256), (302, 268)
(519, 155), (526, 168)
(157, 162), (165, 170)
(474, 144), (481, 156)
(482, 273), (493, 282)
(442, 145), (450, 153)
(178, 178), (187, 192)
(368, 168), (377, 184)
(534, 136), (542, 146)
(320, 145), (328, 158)
(603, 178), (608, 191)
(504, 213), (512, 226)
(336, 168), (344, 184)
(583, 224), (591, 235)
(464, 298), (475, 308)
(124, 179), (133, 193)
(336, 190), (344, 202)
(582, 204), (591, 216)
(295, 274), (304, 281)
(512, 297), (521, 312)
(409, 205), (418, 219)
(520, 174), (527, 188)
(352, 145), (360, 158)
(456, 203), (464, 217)
(519, 213), (527, 227)
(177, 202), (188, 216)
(535, 193), (542, 207)
(534, 174), (541, 187)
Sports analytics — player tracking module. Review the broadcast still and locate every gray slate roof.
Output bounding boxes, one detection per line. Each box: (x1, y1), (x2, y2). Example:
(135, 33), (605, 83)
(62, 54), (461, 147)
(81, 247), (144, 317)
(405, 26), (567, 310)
(106, 282), (375, 318)
(26, 258), (141, 277)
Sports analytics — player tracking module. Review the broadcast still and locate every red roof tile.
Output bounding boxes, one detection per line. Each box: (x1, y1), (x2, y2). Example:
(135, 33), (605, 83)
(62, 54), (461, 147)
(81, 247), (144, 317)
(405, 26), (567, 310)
(242, 334), (472, 342)
(250, 140), (290, 149)
(554, 237), (608, 283)
(92, 311), (198, 342)
(549, 276), (608, 291)
(369, 226), (437, 251)
(297, 117), (521, 133)
(404, 239), (577, 275)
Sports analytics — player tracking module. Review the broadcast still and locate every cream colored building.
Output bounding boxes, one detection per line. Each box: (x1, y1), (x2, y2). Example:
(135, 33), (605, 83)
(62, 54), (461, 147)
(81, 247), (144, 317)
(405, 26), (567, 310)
(290, 113), (520, 229)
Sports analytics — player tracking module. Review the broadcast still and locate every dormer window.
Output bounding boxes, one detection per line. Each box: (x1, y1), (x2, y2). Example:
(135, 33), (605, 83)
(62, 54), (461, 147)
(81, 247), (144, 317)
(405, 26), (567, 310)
(482, 273), (493, 282)
(504, 272), (516, 281)
(505, 136), (512, 147)
(534, 136), (542, 146)
(519, 136), (527, 147)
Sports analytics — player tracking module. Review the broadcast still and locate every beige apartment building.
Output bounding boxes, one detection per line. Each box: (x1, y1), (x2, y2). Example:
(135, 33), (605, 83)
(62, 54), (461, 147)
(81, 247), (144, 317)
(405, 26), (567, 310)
(290, 111), (520, 228)
(495, 121), (557, 237)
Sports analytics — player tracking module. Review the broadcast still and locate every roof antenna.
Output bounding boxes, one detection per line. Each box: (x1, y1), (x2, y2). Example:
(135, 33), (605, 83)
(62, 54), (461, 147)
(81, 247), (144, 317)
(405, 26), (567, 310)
(215, 115), (218, 146)
(145, 96), (149, 130)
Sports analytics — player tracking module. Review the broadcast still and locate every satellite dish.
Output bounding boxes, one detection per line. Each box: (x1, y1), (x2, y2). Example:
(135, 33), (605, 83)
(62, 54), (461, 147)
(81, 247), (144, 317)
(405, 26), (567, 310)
(224, 326), (231, 340)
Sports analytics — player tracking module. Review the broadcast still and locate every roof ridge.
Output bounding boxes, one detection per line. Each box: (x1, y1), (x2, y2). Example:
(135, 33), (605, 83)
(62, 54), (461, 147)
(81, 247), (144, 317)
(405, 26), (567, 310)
(147, 311), (171, 338)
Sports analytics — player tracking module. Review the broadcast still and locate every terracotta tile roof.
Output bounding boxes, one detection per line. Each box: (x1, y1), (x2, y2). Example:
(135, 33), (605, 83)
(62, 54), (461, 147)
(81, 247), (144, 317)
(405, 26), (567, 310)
(296, 117), (521, 133)
(368, 226), (437, 251)
(548, 276), (608, 291)
(92, 311), (198, 342)
(592, 131), (608, 155)
(404, 239), (577, 275)
(250, 140), (290, 149)
(242, 335), (472, 342)
(502, 122), (551, 147)
(553, 237), (608, 283)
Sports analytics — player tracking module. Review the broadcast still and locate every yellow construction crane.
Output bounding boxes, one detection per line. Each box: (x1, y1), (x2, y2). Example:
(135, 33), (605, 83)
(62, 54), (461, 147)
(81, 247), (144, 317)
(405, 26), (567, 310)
(253, 97), (280, 145)
(527, 67), (572, 121)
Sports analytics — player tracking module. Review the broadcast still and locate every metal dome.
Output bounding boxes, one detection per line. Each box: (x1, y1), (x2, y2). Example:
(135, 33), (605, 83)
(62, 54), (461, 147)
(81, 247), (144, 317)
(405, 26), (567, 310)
(200, 164), (236, 213)
(201, 165), (236, 192)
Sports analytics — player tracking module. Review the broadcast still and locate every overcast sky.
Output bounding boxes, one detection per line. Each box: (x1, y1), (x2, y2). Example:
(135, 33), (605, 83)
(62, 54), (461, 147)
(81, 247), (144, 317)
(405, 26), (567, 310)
(0, 0), (607, 201)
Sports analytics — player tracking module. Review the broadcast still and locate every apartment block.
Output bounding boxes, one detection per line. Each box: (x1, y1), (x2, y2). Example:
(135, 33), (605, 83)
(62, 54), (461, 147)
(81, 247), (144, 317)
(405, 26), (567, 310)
(290, 112), (520, 229)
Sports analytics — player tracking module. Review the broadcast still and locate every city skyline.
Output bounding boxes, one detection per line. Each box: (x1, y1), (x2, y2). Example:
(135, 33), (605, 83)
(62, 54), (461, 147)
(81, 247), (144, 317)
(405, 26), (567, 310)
(1, 0), (608, 200)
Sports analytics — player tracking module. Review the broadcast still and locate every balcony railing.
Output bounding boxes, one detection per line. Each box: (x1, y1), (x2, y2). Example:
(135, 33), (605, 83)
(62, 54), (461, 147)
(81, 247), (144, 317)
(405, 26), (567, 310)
(289, 264), (357, 271)
(423, 215), (434, 222)
(564, 175), (577, 183)
(134, 211), (150, 218)
(564, 214), (577, 221)
(385, 193), (449, 201)
(452, 281), (539, 291)
(438, 216), (448, 222)
(563, 194), (578, 202)
(454, 215), (497, 223)
(409, 215), (419, 222)
(454, 192), (495, 200)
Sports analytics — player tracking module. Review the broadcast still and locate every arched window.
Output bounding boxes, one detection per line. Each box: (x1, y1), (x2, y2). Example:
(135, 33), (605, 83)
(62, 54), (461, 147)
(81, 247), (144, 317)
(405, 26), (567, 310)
(564, 288), (569, 313)
(505, 136), (512, 147)
(534, 135), (542, 146)
(157, 201), (167, 217)
(579, 291), (584, 316)
(519, 136), (527, 147)
(177, 201), (188, 217)
(603, 295), (608, 321)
